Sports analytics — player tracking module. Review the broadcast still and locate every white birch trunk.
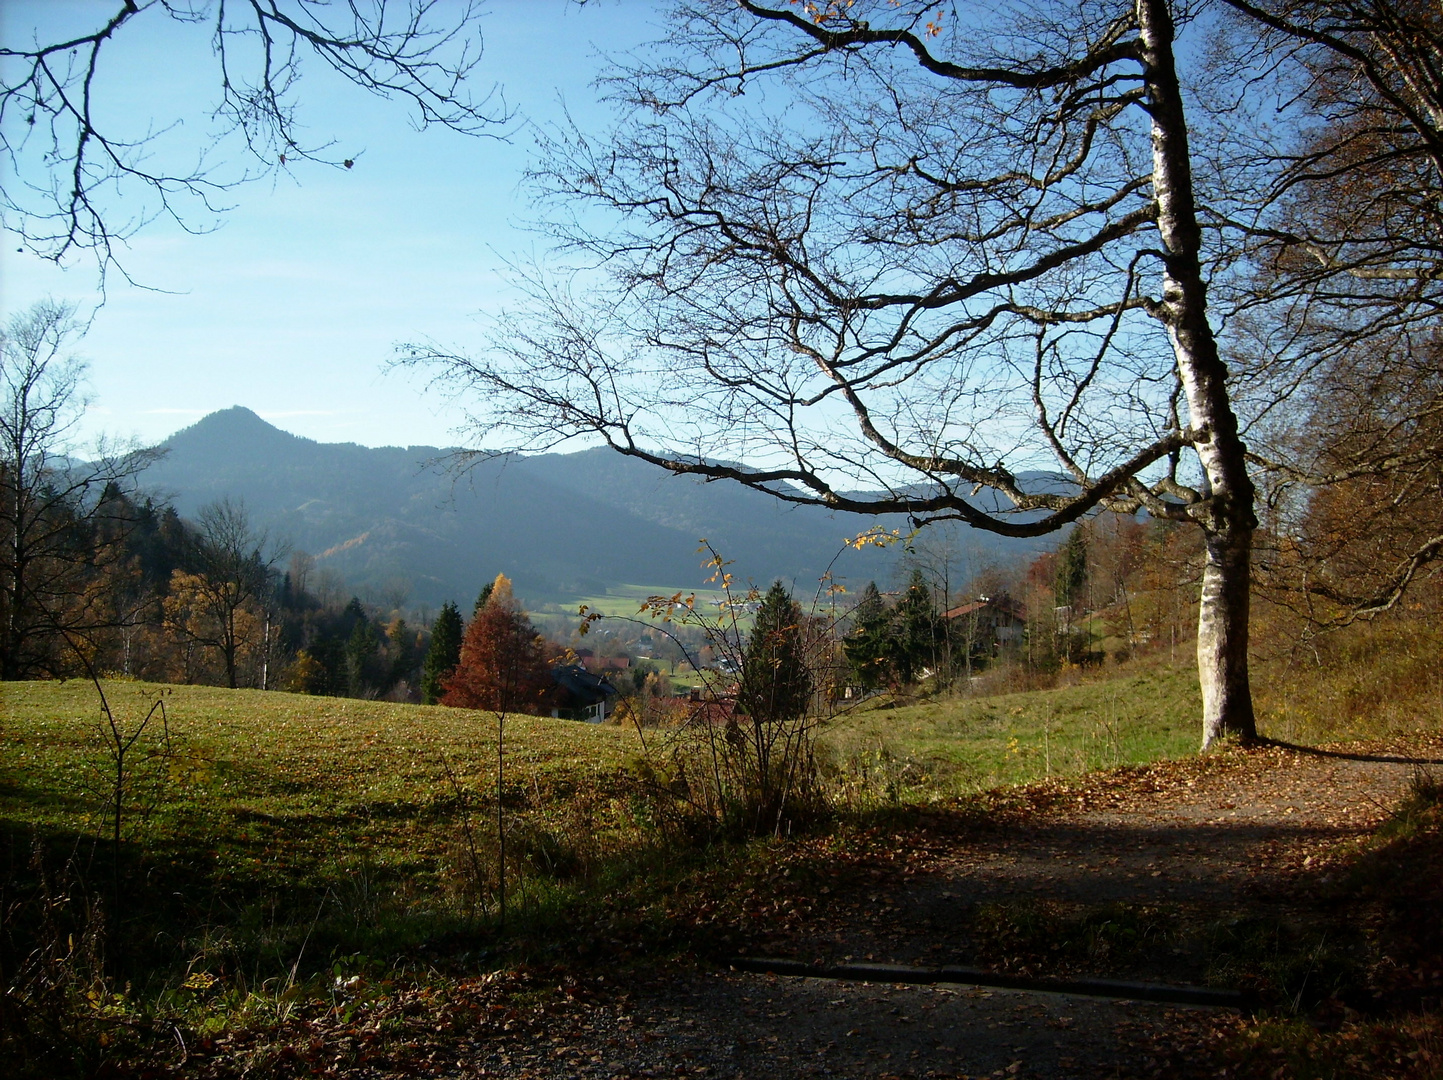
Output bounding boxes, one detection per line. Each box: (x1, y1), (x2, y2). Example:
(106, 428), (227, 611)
(1138, 0), (1259, 749)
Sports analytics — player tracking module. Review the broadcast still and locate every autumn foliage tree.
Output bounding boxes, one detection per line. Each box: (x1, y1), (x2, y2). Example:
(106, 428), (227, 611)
(1255, 345), (1443, 625)
(1, 301), (156, 678)
(1215, 1), (1443, 622)
(441, 574), (550, 715)
(162, 499), (280, 689)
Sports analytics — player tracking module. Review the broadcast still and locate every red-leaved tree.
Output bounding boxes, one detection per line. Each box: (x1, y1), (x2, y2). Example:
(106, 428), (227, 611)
(441, 574), (551, 715)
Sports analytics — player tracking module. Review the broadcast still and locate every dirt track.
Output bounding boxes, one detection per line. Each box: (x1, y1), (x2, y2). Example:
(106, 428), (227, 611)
(444, 737), (1441, 1079)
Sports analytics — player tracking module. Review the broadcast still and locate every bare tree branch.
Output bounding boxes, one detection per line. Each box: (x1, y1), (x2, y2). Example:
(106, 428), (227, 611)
(1, 0), (508, 277)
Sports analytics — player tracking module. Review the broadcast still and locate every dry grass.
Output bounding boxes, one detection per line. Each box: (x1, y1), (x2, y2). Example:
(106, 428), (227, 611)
(1252, 614), (1443, 744)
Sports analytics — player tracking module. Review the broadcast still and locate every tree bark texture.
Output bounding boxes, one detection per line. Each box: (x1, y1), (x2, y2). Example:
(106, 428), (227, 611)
(1138, 0), (1257, 747)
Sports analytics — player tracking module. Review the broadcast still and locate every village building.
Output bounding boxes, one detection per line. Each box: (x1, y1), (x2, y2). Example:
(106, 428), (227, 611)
(573, 647), (632, 674)
(943, 594), (1028, 651)
(550, 664), (617, 723)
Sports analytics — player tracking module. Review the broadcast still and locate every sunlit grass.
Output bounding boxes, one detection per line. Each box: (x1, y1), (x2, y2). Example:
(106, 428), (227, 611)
(0, 657), (1279, 995)
(819, 659), (1202, 799)
(1, 679), (638, 834)
(0, 681), (645, 984)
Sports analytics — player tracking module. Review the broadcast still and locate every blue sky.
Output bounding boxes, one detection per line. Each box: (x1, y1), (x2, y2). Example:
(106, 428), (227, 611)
(2, 0), (664, 450)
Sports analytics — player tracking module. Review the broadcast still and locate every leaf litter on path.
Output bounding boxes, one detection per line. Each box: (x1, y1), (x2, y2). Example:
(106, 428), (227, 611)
(122, 734), (1442, 1079)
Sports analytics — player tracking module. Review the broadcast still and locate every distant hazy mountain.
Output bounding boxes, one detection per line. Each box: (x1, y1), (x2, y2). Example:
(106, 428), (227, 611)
(141, 407), (1049, 608)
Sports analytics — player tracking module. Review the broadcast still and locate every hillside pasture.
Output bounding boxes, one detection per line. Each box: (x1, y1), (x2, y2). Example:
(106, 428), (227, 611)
(5, 648), (1442, 1077)
(7, 647), (1423, 1006)
(0, 681), (646, 999)
(819, 663), (1202, 801)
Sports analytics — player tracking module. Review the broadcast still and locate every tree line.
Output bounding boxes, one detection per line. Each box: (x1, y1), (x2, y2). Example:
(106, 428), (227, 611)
(834, 511), (1208, 695)
(0, 305), (430, 698)
(4, 294), (1435, 718)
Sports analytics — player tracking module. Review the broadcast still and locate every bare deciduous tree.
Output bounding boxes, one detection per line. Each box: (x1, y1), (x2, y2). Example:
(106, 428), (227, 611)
(165, 497), (282, 689)
(1213, 0), (1443, 622)
(1, 300), (156, 679)
(402, 0), (1260, 748)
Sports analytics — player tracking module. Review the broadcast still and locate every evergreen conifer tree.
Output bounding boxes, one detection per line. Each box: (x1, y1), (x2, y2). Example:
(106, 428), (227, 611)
(843, 581), (892, 690)
(737, 581), (812, 727)
(421, 601), (463, 705)
(1055, 526), (1089, 611)
(890, 569), (940, 684)
(345, 615), (382, 698)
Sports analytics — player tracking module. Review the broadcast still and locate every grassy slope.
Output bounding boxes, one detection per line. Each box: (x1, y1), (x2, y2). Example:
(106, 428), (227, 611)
(0, 682), (642, 976)
(0, 662), (1204, 868)
(1, 679), (637, 830)
(2, 669), (1203, 934)
(820, 661), (1202, 797)
(5, 649), (1441, 1077)
(6, 644), (1429, 985)
(1251, 616), (1443, 744)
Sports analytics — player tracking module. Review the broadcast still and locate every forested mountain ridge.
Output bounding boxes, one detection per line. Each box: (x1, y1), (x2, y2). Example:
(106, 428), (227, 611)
(145, 407), (993, 607)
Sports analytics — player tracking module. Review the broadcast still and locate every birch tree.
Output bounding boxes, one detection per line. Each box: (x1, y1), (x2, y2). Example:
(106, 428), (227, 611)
(403, 0), (1260, 748)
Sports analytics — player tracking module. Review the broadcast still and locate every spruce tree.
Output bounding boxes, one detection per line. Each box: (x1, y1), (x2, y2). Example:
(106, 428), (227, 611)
(844, 581), (892, 690)
(421, 601), (463, 705)
(737, 582), (811, 726)
(890, 569), (940, 684)
(730, 581), (817, 835)
(1054, 526), (1089, 611)
(345, 616), (382, 698)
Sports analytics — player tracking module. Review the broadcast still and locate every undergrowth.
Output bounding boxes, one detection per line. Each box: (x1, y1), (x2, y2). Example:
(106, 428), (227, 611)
(1253, 613), (1443, 744)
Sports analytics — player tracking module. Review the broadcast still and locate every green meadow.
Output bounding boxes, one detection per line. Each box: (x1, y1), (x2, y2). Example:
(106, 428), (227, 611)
(5, 645), (1421, 1005)
(1, 681), (645, 992)
(540, 582), (734, 619)
(1, 663), (1205, 940)
(820, 663), (1202, 798)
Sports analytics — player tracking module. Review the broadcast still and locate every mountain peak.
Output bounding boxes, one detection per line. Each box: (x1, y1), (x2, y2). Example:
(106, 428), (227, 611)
(164, 406), (303, 448)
